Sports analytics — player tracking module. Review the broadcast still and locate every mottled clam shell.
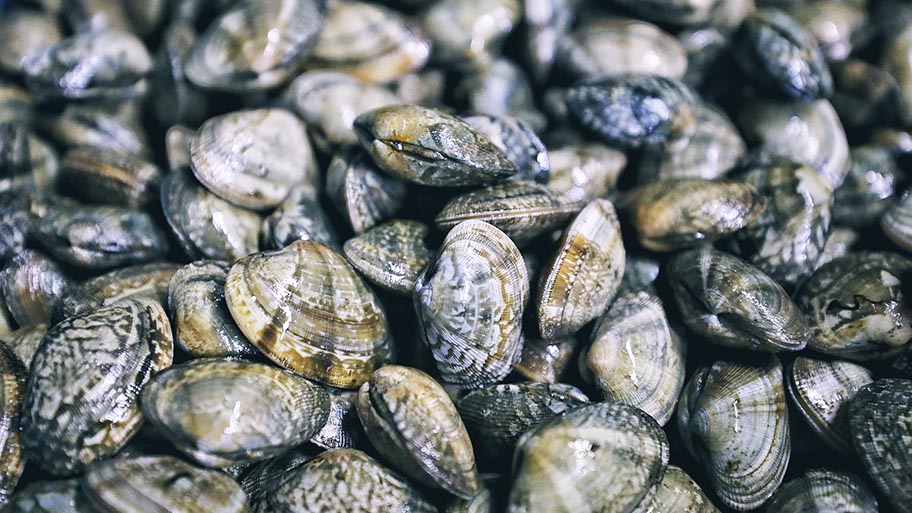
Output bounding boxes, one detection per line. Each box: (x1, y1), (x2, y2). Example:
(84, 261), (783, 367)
(796, 252), (912, 360)
(508, 400), (670, 513)
(184, 0), (325, 91)
(787, 357), (873, 454)
(56, 262), (179, 320)
(0, 250), (70, 327)
(22, 29), (151, 100)
(225, 240), (391, 388)
(0, 324), (46, 369)
(462, 114), (549, 183)
(343, 219), (433, 295)
(356, 365), (480, 498)
(834, 146), (897, 227)
(818, 227), (857, 268)
(456, 382), (588, 464)
(0, 9), (61, 75)
(630, 466), (720, 513)
(422, 0), (520, 68)
(668, 246), (809, 352)
(765, 469), (878, 513)
(458, 59), (546, 132)
(0, 124), (59, 197)
(142, 358), (330, 467)
(59, 146), (162, 208)
(354, 104), (517, 187)
(4, 479), (95, 513)
(414, 220), (528, 387)
(628, 178), (765, 252)
(168, 261), (257, 357)
(883, 189), (912, 253)
(40, 102), (149, 158)
(830, 59), (902, 130)
(308, 1), (430, 83)
(848, 379), (912, 513)
(21, 299), (173, 475)
(790, 1), (866, 62)
(190, 108), (318, 210)
(522, 0), (576, 82)
(151, 20), (210, 126)
(326, 146), (407, 234)
(260, 187), (339, 251)
(310, 387), (365, 450)
(0, 193), (31, 262)
(514, 336), (577, 383)
(677, 358), (790, 511)
(0, 342), (25, 507)
(583, 288), (684, 426)
(546, 143), (627, 204)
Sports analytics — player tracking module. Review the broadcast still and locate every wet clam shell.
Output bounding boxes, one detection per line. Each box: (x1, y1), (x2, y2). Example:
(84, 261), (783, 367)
(151, 20), (210, 127)
(190, 108), (318, 210)
(607, 0), (721, 25)
(818, 227), (858, 267)
(0, 250), (70, 327)
(0, 9), (62, 76)
(422, 0), (520, 68)
(0, 324), (46, 370)
(883, 189), (912, 253)
(414, 220), (528, 387)
(522, 0), (576, 82)
(342, 219), (433, 295)
(830, 59), (902, 130)
(0, 193), (31, 262)
(791, 1), (867, 62)
(445, 475), (504, 513)
(677, 357), (791, 511)
(225, 240), (391, 388)
(508, 400), (670, 513)
(546, 143), (627, 204)
(835, 146), (897, 228)
(59, 146), (162, 208)
(0, 342), (26, 507)
(310, 387), (365, 450)
(326, 147), (407, 234)
(260, 187), (339, 251)
(357, 365), (480, 498)
(765, 469), (878, 513)
(56, 262), (179, 320)
(141, 358), (330, 467)
(4, 479), (95, 513)
(462, 114), (549, 184)
(0, 124), (59, 197)
(630, 465), (720, 513)
(40, 102), (149, 158)
(21, 298), (173, 475)
(514, 336), (577, 383)
(458, 59), (546, 132)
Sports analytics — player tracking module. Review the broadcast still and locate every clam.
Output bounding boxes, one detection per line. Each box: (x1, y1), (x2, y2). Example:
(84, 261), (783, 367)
(830, 59), (902, 129)
(190, 108), (318, 210)
(142, 358), (330, 467)
(342, 219), (434, 295)
(834, 146), (898, 227)
(607, 0), (722, 25)
(40, 102), (149, 158)
(391, 68), (447, 107)
(0, 193), (31, 262)
(536, 199), (624, 339)
(668, 246), (809, 352)
(56, 262), (179, 320)
(0, 342), (25, 507)
(422, 0), (520, 68)
(677, 357), (791, 511)
(630, 465), (720, 513)
(619, 254), (661, 293)
(310, 387), (365, 450)
(522, 0), (576, 82)
(462, 114), (549, 184)
(260, 186), (339, 251)
(168, 261), (257, 358)
(508, 400), (669, 513)
(225, 240), (391, 388)
(21, 299), (173, 475)
(765, 469), (878, 513)
(791, 1), (867, 62)
(326, 146), (407, 234)
(848, 379), (912, 513)
(883, 189), (912, 253)
(458, 59), (546, 131)
(0, 250), (70, 327)
(514, 336), (577, 383)
(0, 324), (46, 370)
(4, 479), (95, 513)
(582, 288), (685, 426)
(546, 143), (627, 204)
(796, 252), (912, 360)
(59, 146), (162, 208)
(818, 227), (858, 267)
(354, 104), (517, 187)
(0, 9), (61, 76)
(151, 20), (209, 126)
(882, 22), (912, 126)
(0, 124), (59, 197)
(356, 365), (480, 498)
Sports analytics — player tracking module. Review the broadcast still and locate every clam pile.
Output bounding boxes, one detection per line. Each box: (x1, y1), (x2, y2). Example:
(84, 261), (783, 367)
(0, 0), (911, 511)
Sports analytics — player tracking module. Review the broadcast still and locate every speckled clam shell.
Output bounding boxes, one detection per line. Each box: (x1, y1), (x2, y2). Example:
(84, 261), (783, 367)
(546, 143), (627, 204)
(355, 104), (517, 187)
(835, 146), (897, 227)
(583, 288), (684, 426)
(0, 324), (46, 370)
(677, 357), (791, 511)
(343, 219), (433, 295)
(414, 220), (528, 387)
(260, 187), (339, 251)
(536, 199), (624, 339)
(56, 262), (179, 320)
(436, 181), (580, 245)
(796, 252), (912, 360)
(82, 455), (250, 513)
(184, 0), (325, 91)
(458, 59), (546, 132)
(508, 400), (670, 513)
(462, 115), (549, 184)
(0, 9), (61, 75)
(4, 479), (95, 512)
(326, 146), (407, 234)
(630, 465), (720, 513)
(21, 298), (173, 475)
(225, 240), (391, 388)
(628, 178), (766, 252)
(456, 382), (589, 464)
(514, 336), (577, 383)
(522, 0), (575, 82)
(0, 193), (31, 263)
(59, 146), (162, 208)
(190, 108), (318, 210)
(668, 246), (809, 352)
(308, 1), (430, 84)
(0, 342), (26, 507)
(41, 102), (149, 158)
(357, 365), (480, 498)
(787, 357), (873, 454)
(141, 358), (330, 467)
(765, 469), (878, 513)
(168, 261), (257, 357)
(848, 379), (912, 513)
(0, 250), (70, 327)
(883, 189), (912, 253)
(310, 387), (365, 450)
(422, 0), (519, 68)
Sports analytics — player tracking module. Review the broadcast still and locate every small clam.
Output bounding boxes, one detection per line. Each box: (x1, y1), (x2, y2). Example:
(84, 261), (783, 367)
(582, 288), (685, 426)
(514, 336), (577, 383)
(0, 250), (69, 327)
(326, 146), (407, 234)
(883, 189), (912, 253)
(0, 324), (46, 370)
(190, 108), (318, 210)
(786, 357), (873, 454)
(462, 114), (549, 184)
(630, 465), (720, 513)
(0, 9), (62, 76)
(830, 60), (902, 129)
(765, 469), (878, 513)
(59, 146), (162, 208)
(4, 479), (95, 513)
(522, 0), (576, 82)
(546, 143), (627, 204)
(21, 299), (173, 475)
(0, 342), (25, 507)
(260, 187), (339, 251)
(790, 1), (867, 62)
(343, 219), (434, 295)
(677, 357), (791, 511)
(422, 0), (520, 68)
(40, 102), (149, 158)
(142, 358), (330, 467)
(310, 387), (365, 450)
(668, 246), (809, 352)
(56, 262), (179, 320)
(834, 146), (897, 227)
(225, 240), (391, 388)
(458, 59), (546, 131)
(151, 20), (209, 126)
(848, 379), (912, 513)
(354, 104), (517, 187)
(356, 365), (480, 498)
(415, 220), (528, 386)
(508, 401), (669, 513)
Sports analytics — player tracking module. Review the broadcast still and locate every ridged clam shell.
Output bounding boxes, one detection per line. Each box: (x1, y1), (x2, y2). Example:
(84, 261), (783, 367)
(514, 336), (577, 383)
(56, 262), (179, 320)
(326, 146), (407, 234)
(462, 115), (549, 184)
(0, 250), (70, 327)
(508, 401), (670, 513)
(310, 387), (365, 450)
(21, 299), (173, 475)
(142, 358), (330, 467)
(630, 466), (720, 513)
(677, 357), (791, 511)
(835, 146), (897, 227)
(786, 357), (873, 454)
(536, 199), (624, 339)
(260, 187), (339, 251)
(883, 189), (912, 252)
(226, 240), (391, 388)
(356, 365), (480, 498)
(59, 146), (162, 208)
(583, 288), (685, 425)
(414, 220), (528, 387)
(4, 479), (95, 512)
(41, 102), (149, 158)
(546, 143), (627, 204)
(668, 246), (809, 352)
(0, 324), (46, 369)
(765, 469), (878, 513)
(0, 9), (61, 75)
(343, 219), (433, 295)
(422, 0), (519, 68)
(0, 342), (25, 507)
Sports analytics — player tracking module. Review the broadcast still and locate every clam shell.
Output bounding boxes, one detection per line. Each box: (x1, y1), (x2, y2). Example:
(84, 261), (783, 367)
(422, 0), (519, 68)
(260, 186), (339, 251)
(522, 0), (576, 81)
(326, 146), (407, 234)
(59, 146), (162, 208)
(458, 59), (546, 132)
(514, 336), (577, 383)
(0, 250), (70, 327)
(630, 466), (720, 513)
(0, 324), (46, 370)
(883, 189), (912, 253)
(343, 219), (433, 295)
(0, 193), (31, 262)
(765, 469), (878, 513)
(882, 22), (912, 126)
(4, 479), (95, 513)
(0, 9), (62, 76)
(0, 124), (59, 197)
(818, 227), (858, 267)
(56, 262), (179, 320)
(0, 81), (33, 126)
(835, 146), (897, 227)
(545, 143), (627, 204)
(831, 59), (902, 129)
(151, 20), (210, 126)
(608, 0), (720, 25)
(791, 1), (866, 62)
(40, 102), (149, 158)
(225, 240), (391, 388)
(0, 342), (25, 506)
(310, 386), (366, 450)
(462, 114), (549, 183)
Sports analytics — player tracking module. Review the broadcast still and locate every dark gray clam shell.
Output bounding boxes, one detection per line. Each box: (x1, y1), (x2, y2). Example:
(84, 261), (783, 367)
(764, 469), (878, 513)
(462, 114), (549, 184)
(343, 219), (433, 295)
(56, 262), (179, 320)
(59, 146), (162, 208)
(326, 146), (407, 235)
(260, 187), (339, 251)
(0, 250), (70, 327)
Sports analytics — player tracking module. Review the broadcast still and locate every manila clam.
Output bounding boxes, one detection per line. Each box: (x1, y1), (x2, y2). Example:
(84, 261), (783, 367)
(260, 187), (339, 251)
(629, 465), (719, 513)
(462, 114), (550, 184)
(325, 146), (407, 234)
(56, 261), (179, 320)
(342, 219), (434, 295)
(765, 469), (878, 513)
(545, 143), (627, 204)
(0, 250), (70, 327)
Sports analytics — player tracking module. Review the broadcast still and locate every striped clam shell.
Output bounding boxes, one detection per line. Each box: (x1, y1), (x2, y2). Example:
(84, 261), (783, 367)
(764, 469), (878, 513)
(342, 219), (433, 295)
(630, 466), (720, 513)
